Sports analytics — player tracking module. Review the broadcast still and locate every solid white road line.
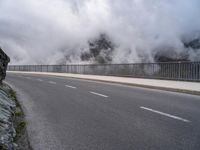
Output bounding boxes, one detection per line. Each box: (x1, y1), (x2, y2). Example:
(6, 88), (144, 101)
(65, 85), (77, 89)
(90, 91), (108, 98)
(140, 106), (190, 123)
(37, 79), (43, 82)
(48, 81), (56, 84)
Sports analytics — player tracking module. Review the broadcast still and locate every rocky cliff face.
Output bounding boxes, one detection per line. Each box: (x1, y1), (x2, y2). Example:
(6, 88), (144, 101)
(0, 47), (10, 83)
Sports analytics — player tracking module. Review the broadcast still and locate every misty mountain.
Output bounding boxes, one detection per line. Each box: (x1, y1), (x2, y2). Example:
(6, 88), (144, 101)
(80, 34), (200, 64)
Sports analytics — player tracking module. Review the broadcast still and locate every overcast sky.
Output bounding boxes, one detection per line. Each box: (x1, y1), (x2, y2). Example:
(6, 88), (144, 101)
(0, 0), (200, 64)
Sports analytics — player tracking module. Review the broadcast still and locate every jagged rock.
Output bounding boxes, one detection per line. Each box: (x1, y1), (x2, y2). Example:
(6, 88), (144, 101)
(154, 38), (200, 62)
(154, 50), (189, 62)
(184, 38), (200, 50)
(0, 47), (10, 83)
(0, 48), (15, 150)
(81, 34), (114, 64)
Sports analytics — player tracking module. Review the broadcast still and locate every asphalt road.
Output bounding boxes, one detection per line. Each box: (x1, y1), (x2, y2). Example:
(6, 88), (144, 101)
(5, 73), (200, 150)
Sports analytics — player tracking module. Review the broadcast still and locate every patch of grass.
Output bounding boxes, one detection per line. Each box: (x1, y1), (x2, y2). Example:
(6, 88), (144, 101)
(14, 121), (26, 141)
(0, 145), (7, 150)
(15, 111), (22, 117)
(6, 88), (26, 142)
(8, 89), (20, 107)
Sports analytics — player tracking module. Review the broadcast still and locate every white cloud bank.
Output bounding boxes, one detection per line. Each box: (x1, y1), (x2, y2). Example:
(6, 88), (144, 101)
(0, 0), (200, 64)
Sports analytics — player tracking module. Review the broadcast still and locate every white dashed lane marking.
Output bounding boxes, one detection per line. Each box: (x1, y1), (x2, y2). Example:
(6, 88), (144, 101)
(90, 91), (108, 98)
(140, 106), (190, 123)
(65, 85), (77, 89)
(37, 79), (43, 82)
(48, 81), (56, 84)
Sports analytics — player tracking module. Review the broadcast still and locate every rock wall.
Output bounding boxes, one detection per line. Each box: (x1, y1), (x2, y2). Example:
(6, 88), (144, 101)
(0, 47), (10, 83)
(0, 84), (16, 150)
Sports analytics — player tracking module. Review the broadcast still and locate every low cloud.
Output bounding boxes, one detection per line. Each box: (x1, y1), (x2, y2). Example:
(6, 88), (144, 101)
(0, 0), (200, 64)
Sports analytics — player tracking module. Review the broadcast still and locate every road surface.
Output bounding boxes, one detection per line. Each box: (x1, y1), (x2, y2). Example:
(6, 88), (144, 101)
(5, 73), (200, 150)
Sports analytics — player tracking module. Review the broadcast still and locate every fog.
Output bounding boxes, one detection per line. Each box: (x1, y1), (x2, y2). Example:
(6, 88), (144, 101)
(0, 0), (200, 64)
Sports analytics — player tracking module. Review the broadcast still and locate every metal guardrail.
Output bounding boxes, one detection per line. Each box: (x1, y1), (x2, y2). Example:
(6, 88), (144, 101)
(7, 62), (200, 81)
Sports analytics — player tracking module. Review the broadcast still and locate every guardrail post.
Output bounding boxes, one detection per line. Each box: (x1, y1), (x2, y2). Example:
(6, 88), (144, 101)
(178, 62), (181, 80)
